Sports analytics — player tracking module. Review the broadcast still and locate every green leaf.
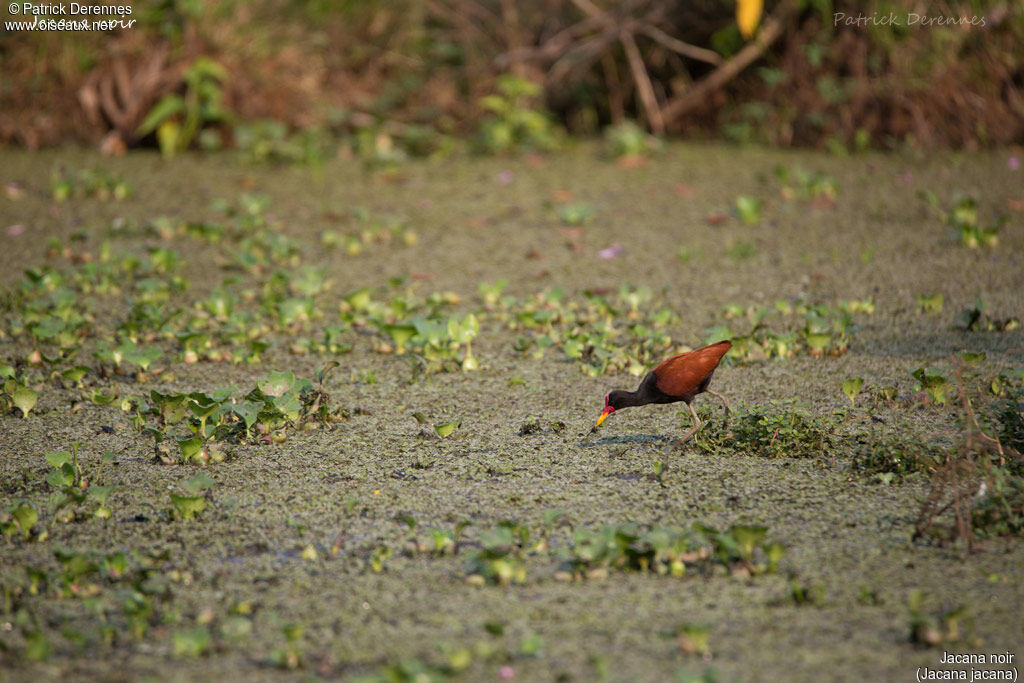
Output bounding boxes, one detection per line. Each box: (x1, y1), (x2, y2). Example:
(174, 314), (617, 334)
(188, 393), (221, 420)
(46, 467), (74, 489)
(87, 485), (116, 506)
(434, 421), (460, 438)
(382, 323), (417, 352)
(233, 400), (261, 431)
(842, 377), (864, 405)
(177, 435), (205, 463)
(258, 370), (295, 398)
(804, 332), (831, 351)
(61, 365), (89, 383)
(25, 631), (51, 661)
(125, 345), (162, 371)
(5, 502), (38, 539)
(46, 451), (73, 469)
(138, 95), (185, 136)
(181, 472), (215, 495)
(170, 494), (207, 520)
(151, 390), (189, 424)
(272, 393), (303, 422)
(172, 627), (212, 657)
(734, 195), (762, 224)
(729, 524), (767, 560)
(315, 360), (340, 386)
(91, 389), (118, 405)
(343, 287), (373, 311)
(157, 120), (182, 158)
(13, 387), (37, 417)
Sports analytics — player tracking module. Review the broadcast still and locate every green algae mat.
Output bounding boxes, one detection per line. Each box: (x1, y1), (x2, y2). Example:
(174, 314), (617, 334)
(1, 145), (1022, 682)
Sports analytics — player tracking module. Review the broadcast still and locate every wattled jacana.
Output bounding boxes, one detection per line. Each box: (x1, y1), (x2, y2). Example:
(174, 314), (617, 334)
(595, 340), (732, 445)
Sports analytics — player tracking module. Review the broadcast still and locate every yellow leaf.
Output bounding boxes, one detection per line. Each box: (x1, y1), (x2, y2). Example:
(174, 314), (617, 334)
(157, 120), (181, 159)
(737, 0), (763, 39)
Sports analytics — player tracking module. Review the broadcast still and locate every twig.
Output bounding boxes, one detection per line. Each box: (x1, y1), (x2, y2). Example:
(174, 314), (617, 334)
(601, 51), (625, 123)
(495, 14), (608, 69)
(620, 27), (664, 133)
(660, 9), (788, 127)
(637, 22), (722, 65)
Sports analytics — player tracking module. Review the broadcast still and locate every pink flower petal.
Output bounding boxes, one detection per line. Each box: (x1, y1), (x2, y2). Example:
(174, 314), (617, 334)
(7, 224), (25, 236)
(497, 170), (515, 185)
(598, 243), (623, 260)
(1009, 156), (1020, 171)
(499, 666), (516, 679)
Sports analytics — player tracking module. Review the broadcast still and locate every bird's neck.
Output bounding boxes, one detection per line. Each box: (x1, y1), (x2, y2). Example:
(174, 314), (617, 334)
(610, 387), (653, 408)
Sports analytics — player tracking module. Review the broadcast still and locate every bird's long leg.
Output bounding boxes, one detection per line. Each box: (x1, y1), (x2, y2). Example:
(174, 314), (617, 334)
(705, 389), (730, 431)
(672, 402), (702, 447)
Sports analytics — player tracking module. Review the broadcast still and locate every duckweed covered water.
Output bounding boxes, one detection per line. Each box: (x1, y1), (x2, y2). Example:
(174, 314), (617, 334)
(1, 144), (1022, 681)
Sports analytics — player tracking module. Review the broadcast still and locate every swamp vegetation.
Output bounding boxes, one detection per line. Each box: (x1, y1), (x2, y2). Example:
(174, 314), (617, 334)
(0, 143), (1022, 681)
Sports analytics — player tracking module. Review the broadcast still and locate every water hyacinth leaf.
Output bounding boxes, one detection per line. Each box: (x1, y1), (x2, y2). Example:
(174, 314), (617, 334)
(221, 616), (253, 642)
(259, 370), (295, 397)
(563, 338), (585, 359)
(911, 367), (949, 405)
(382, 323), (416, 353)
(181, 472), (216, 495)
(188, 393), (221, 421)
(46, 451), (73, 469)
(88, 485), (116, 506)
(343, 287), (373, 311)
(520, 633), (544, 656)
(172, 627), (212, 657)
(91, 389), (118, 405)
(273, 393), (303, 422)
(171, 494), (207, 520)
(45, 465), (75, 489)
(734, 195), (762, 224)
(765, 542), (785, 571)
(315, 360), (340, 386)
(61, 366), (89, 384)
(842, 377), (864, 405)
(13, 387), (38, 417)
(212, 386), (237, 402)
(412, 317), (447, 346)
(434, 421), (460, 438)
(4, 502), (39, 539)
(557, 202), (597, 226)
(233, 400), (261, 431)
(177, 435), (205, 463)
(143, 426), (165, 446)
(678, 623), (711, 656)
(916, 293), (944, 315)
(25, 631), (51, 661)
(804, 332), (831, 354)
(729, 524), (767, 561)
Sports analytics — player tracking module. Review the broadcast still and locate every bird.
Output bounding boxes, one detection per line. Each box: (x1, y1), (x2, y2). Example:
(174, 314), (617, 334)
(595, 340), (732, 445)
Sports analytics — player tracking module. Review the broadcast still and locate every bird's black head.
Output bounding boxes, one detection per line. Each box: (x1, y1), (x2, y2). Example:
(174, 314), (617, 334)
(606, 390), (633, 410)
(597, 390), (632, 426)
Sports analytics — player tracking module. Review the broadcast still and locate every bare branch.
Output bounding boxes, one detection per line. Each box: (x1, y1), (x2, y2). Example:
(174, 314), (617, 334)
(637, 22), (722, 66)
(548, 27), (619, 85)
(620, 28), (664, 134)
(660, 10), (788, 128)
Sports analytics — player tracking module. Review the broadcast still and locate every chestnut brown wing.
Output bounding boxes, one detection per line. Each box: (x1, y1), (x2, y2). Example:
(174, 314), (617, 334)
(652, 340), (732, 398)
